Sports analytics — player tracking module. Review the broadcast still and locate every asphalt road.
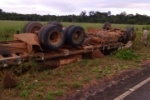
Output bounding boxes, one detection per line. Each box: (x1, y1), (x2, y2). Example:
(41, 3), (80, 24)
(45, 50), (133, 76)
(124, 81), (150, 100)
(87, 66), (150, 100)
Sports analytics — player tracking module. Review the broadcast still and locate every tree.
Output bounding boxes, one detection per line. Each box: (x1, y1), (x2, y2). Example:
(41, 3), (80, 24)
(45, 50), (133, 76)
(127, 14), (134, 17)
(80, 10), (86, 17)
(0, 9), (150, 25)
(89, 11), (95, 16)
(0, 9), (2, 19)
(120, 11), (126, 16)
(80, 10), (87, 22)
(0, 9), (2, 14)
(107, 11), (111, 16)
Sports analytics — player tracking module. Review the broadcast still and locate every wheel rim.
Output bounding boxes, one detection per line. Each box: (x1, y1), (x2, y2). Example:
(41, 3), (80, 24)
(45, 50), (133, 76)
(72, 30), (84, 43)
(31, 27), (41, 34)
(106, 24), (111, 29)
(49, 31), (62, 45)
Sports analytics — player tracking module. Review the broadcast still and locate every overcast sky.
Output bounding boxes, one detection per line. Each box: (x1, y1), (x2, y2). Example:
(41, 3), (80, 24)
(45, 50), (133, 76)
(0, 0), (150, 16)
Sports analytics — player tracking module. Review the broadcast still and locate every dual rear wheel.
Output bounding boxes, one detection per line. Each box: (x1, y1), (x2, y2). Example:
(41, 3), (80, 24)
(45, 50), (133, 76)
(23, 21), (85, 49)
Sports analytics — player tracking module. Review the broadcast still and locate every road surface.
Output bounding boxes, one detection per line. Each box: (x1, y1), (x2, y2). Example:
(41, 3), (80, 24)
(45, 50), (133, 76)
(87, 66), (150, 100)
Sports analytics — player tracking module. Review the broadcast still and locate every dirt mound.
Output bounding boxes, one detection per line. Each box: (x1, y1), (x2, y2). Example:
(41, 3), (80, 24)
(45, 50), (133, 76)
(92, 49), (104, 58)
(3, 72), (17, 88)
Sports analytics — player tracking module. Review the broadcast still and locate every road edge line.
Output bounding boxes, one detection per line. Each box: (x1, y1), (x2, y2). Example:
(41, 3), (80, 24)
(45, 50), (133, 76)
(114, 77), (150, 100)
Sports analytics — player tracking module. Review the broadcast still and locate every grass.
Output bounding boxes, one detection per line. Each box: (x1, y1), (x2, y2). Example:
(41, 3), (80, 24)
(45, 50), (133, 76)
(19, 90), (30, 99)
(44, 90), (64, 100)
(72, 82), (83, 89)
(115, 49), (139, 60)
(0, 20), (150, 100)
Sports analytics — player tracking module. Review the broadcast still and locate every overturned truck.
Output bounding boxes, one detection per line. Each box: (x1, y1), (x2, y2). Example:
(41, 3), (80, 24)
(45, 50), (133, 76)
(0, 22), (136, 68)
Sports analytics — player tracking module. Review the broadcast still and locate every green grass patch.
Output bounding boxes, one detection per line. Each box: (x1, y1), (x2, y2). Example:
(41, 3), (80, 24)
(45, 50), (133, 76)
(54, 81), (69, 88)
(82, 77), (91, 83)
(115, 49), (139, 60)
(72, 82), (83, 89)
(45, 90), (64, 100)
(19, 90), (30, 99)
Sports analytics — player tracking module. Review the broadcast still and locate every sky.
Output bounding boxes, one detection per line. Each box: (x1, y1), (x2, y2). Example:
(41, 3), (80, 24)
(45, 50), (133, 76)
(0, 0), (150, 16)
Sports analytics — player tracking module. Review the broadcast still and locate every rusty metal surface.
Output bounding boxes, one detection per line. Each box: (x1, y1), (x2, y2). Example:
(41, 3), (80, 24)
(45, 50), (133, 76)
(0, 27), (125, 67)
(0, 42), (27, 55)
(14, 33), (42, 53)
(0, 52), (28, 67)
(87, 27), (125, 44)
(0, 42), (123, 68)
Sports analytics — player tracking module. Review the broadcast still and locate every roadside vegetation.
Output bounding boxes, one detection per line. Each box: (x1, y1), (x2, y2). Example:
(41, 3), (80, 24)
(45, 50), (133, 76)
(0, 20), (150, 100)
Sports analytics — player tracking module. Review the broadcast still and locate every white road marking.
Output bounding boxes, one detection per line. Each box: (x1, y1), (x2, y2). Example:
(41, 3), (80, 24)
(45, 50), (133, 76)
(114, 77), (150, 100)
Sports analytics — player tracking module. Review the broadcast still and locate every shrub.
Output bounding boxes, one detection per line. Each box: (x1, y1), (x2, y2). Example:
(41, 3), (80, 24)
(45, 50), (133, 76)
(115, 49), (138, 60)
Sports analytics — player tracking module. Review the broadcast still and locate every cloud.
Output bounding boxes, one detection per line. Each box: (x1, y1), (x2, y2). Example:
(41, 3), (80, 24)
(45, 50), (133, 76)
(127, 3), (150, 9)
(0, 0), (150, 16)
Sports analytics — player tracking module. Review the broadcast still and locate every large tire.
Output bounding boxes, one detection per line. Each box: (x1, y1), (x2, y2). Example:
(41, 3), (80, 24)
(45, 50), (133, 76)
(122, 26), (136, 44)
(65, 25), (85, 46)
(103, 22), (111, 30)
(63, 25), (75, 36)
(38, 24), (59, 46)
(126, 26), (136, 41)
(39, 25), (65, 50)
(23, 21), (32, 33)
(48, 21), (63, 28)
(38, 25), (48, 46)
(24, 21), (43, 34)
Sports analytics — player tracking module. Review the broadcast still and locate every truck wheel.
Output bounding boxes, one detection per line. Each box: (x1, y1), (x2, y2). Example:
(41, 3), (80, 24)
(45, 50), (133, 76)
(23, 21), (32, 33)
(39, 25), (65, 50)
(38, 25), (48, 45)
(24, 21), (43, 34)
(65, 25), (85, 46)
(39, 24), (63, 46)
(126, 26), (136, 41)
(64, 25), (75, 36)
(103, 22), (111, 30)
(48, 21), (63, 28)
(122, 26), (136, 44)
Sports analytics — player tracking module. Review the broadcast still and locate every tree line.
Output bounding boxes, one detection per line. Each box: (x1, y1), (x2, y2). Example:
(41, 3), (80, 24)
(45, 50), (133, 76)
(0, 9), (150, 25)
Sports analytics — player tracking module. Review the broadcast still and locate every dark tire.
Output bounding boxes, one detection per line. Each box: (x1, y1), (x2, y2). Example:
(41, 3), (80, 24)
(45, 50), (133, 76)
(65, 25), (85, 46)
(48, 21), (63, 28)
(39, 25), (65, 50)
(23, 21), (32, 33)
(38, 25), (48, 45)
(103, 22), (111, 30)
(122, 26), (136, 44)
(63, 25), (75, 36)
(126, 26), (136, 41)
(24, 21), (43, 34)
(38, 25), (55, 45)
